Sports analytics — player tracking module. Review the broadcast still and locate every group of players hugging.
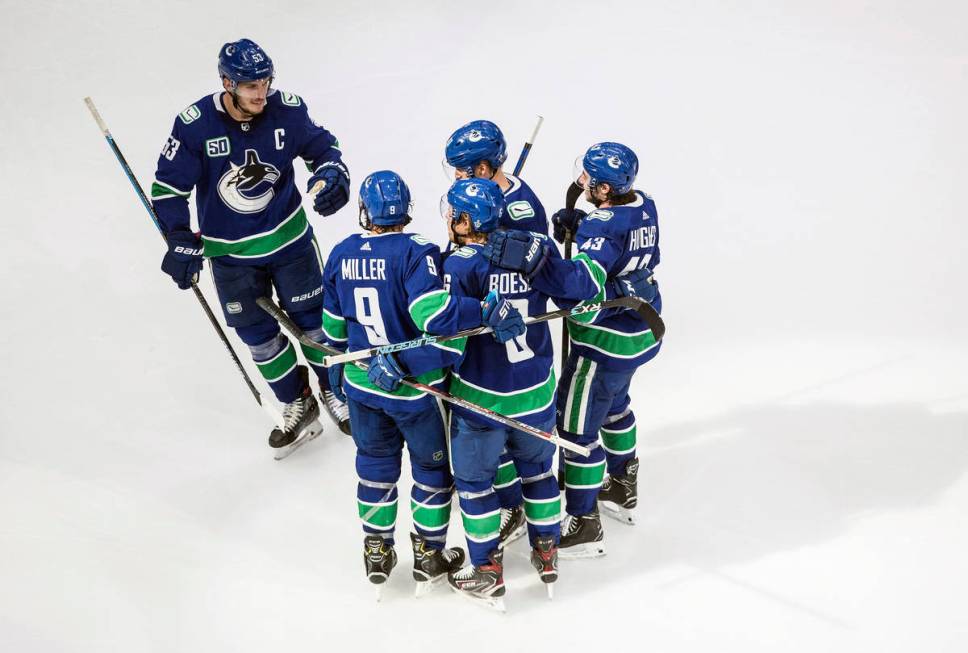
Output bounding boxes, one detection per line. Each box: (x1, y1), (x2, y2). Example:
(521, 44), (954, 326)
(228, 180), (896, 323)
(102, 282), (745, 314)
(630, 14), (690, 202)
(152, 39), (662, 609)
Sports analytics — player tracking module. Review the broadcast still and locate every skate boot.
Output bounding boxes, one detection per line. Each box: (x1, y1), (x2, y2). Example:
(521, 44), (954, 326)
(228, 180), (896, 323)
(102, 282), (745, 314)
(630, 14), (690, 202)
(364, 535), (398, 601)
(320, 386), (352, 436)
(530, 536), (558, 599)
(558, 507), (606, 559)
(269, 367), (323, 460)
(498, 505), (526, 549)
(410, 533), (465, 598)
(598, 458), (639, 526)
(448, 549), (506, 611)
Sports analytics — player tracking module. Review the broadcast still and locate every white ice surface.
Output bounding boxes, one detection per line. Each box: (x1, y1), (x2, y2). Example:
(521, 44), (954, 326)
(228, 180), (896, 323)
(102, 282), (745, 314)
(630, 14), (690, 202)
(2, 1), (967, 651)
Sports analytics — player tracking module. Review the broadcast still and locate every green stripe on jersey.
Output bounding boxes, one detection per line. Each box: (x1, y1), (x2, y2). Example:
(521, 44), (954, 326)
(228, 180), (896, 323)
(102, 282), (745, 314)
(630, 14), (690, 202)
(568, 253), (608, 324)
(567, 321), (657, 359)
(449, 368), (556, 419)
(344, 364), (447, 400)
(201, 206), (308, 259)
(151, 180), (190, 200)
(409, 290), (451, 332)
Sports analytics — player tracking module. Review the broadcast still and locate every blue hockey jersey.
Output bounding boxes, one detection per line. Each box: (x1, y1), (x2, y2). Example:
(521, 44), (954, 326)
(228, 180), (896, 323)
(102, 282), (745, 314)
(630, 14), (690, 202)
(501, 174), (547, 235)
(322, 231), (483, 411)
(151, 89), (344, 265)
(443, 243), (595, 429)
(530, 190), (663, 370)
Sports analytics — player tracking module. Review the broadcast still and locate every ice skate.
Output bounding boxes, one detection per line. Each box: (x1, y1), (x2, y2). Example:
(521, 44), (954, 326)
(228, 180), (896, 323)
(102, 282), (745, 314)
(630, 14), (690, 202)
(598, 458), (638, 526)
(364, 535), (397, 601)
(410, 533), (465, 598)
(448, 549), (506, 612)
(558, 508), (606, 559)
(320, 386), (352, 436)
(530, 536), (558, 599)
(270, 368), (323, 460)
(498, 505), (526, 549)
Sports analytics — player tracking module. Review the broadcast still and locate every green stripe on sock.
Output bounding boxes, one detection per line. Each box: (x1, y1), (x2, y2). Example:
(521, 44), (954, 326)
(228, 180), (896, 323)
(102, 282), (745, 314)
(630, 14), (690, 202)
(564, 460), (605, 488)
(461, 509), (500, 542)
(601, 424), (636, 454)
(411, 499), (451, 530)
(524, 497), (561, 524)
(255, 341), (297, 382)
(322, 309), (347, 342)
(493, 460), (518, 488)
(359, 499), (398, 529)
(300, 342), (325, 366)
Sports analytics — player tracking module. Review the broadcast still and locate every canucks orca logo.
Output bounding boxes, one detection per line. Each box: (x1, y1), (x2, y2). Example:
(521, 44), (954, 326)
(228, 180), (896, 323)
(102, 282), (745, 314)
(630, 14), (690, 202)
(217, 149), (280, 214)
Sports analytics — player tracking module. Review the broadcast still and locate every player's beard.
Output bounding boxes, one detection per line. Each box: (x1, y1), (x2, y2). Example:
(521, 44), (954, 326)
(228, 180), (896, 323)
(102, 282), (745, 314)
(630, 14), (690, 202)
(232, 93), (265, 119)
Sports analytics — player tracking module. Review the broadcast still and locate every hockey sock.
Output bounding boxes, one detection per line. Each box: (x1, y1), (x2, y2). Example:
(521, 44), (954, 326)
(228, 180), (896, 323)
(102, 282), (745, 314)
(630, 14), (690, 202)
(493, 449), (523, 509)
(517, 459), (561, 545)
(601, 409), (636, 476)
(296, 327), (331, 390)
(410, 463), (453, 550)
(357, 453), (403, 544)
(562, 435), (606, 516)
(246, 334), (302, 404)
(455, 478), (502, 566)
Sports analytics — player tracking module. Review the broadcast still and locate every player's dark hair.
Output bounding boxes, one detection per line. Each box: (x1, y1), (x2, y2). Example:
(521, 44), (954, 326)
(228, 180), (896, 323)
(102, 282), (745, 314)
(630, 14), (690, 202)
(609, 190), (637, 206)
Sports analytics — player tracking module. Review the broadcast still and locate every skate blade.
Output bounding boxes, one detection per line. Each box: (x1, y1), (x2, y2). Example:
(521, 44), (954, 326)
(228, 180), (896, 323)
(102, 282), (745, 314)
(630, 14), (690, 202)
(546, 582), (555, 600)
(599, 501), (636, 526)
(557, 541), (606, 560)
(414, 573), (446, 599)
(273, 420), (324, 460)
(498, 524), (527, 549)
(448, 584), (507, 613)
(373, 584), (384, 602)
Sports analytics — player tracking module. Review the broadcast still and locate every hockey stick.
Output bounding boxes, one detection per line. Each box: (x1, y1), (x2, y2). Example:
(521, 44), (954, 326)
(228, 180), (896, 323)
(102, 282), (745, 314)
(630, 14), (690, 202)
(512, 115), (544, 177)
(257, 297), (591, 457)
(322, 296), (662, 367)
(84, 97), (271, 415)
(560, 182), (585, 362)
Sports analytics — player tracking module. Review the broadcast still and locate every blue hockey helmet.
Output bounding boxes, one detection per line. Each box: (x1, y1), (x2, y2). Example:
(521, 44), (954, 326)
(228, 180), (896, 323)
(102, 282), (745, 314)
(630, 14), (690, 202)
(443, 120), (508, 178)
(578, 142), (639, 195)
(218, 38), (274, 84)
(442, 178), (506, 233)
(359, 170), (412, 228)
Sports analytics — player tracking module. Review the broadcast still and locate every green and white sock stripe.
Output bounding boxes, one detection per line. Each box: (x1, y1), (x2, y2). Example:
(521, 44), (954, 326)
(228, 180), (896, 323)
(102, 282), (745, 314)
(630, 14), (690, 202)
(563, 356), (597, 434)
(358, 496), (398, 531)
(322, 308), (348, 343)
(564, 458), (606, 490)
(150, 180), (191, 201)
(343, 364), (447, 400)
(459, 507), (501, 543)
(568, 253), (608, 324)
(201, 206), (309, 259)
(410, 497), (452, 532)
(255, 340), (297, 382)
(601, 422), (637, 456)
(493, 458), (520, 490)
(408, 289), (452, 332)
(523, 496), (562, 526)
(567, 321), (658, 359)
(449, 368), (556, 419)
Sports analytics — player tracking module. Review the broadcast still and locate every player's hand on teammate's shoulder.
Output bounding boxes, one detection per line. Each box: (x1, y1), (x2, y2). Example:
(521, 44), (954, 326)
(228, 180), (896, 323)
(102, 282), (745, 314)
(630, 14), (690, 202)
(308, 161), (351, 217)
(482, 229), (549, 278)
(481, 290), (526, 344)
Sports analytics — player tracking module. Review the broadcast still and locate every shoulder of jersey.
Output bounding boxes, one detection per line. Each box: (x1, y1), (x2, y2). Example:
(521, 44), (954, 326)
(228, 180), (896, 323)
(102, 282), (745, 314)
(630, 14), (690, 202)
(172, 93), (223, 131)
(330, 233), (365, 257)
(265, 88), (307, 111)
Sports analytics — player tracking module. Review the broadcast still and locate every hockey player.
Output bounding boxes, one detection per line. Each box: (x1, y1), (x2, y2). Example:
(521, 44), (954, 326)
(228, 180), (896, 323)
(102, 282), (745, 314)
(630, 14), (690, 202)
(440, 178), (595, 607)
(442, 119), (550, 546)
(321, 170), (525, 597)
(482, 142), (662, 557)
(153, 38), (351, 451)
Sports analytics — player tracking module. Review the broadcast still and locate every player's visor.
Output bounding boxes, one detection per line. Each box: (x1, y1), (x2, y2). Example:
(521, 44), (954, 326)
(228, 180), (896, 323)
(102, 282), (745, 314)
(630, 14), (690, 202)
(573, 156), (593, 190)
(229, 77), (273, 100)
(441, 158), (475, 182)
